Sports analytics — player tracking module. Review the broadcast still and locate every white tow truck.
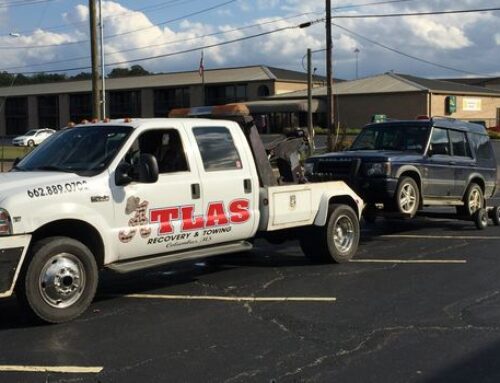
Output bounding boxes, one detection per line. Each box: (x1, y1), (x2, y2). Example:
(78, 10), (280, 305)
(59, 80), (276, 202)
(0, 116), (363, 323)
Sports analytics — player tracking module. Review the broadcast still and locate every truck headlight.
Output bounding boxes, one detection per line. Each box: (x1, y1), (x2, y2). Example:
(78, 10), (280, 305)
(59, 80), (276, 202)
(364, 162), (391, 177)
(0, 209), (12, 236)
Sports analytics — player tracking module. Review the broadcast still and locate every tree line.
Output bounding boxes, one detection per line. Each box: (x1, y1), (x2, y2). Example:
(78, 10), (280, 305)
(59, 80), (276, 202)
(0, 65), (152, 87)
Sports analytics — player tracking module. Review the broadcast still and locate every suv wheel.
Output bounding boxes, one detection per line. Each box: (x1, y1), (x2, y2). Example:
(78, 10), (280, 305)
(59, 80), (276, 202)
(457, 183), (484, 218)
(394, 177), (419, 218)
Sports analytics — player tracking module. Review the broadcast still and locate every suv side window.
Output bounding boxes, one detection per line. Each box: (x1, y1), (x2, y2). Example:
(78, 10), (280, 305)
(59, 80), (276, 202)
(124, 129), (189, 174)
(470, 133), (493, 161)
(429, 127), (450, 156)
(449, 130), (472, 158)
(193, 127), (242, 171)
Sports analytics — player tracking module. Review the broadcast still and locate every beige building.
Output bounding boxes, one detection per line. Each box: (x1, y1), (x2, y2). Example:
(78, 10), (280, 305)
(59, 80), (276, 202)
(0, 65), (325, 136)
(271, 73), (500, 130)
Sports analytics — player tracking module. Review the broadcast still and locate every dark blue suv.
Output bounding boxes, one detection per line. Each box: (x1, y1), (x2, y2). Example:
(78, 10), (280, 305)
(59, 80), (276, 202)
(305, 118), (498, 220)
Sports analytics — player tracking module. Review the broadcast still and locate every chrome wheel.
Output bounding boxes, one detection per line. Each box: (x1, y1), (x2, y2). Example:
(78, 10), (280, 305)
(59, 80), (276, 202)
(399, 183), (417, 214)
(333, 215), (355, 253)
(468, 188), (483, 214)
(38, 253), (86, 309)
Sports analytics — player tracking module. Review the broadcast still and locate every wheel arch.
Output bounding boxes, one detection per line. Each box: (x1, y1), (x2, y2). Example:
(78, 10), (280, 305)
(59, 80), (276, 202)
(30, 219), (105, 269)
(396, 168), (423, 207)
(314, 194), (361, 227)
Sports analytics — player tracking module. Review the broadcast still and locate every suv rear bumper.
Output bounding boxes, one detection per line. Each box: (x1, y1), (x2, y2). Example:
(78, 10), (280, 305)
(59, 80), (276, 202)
(0, 235), (31, 298)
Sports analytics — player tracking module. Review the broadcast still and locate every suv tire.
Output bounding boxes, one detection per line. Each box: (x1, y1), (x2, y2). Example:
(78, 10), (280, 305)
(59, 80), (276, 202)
(394, 177), (419, 218)
(300, 204), (359, 263)
(16, 236), (98, 324)
(457, 183), (484, 218)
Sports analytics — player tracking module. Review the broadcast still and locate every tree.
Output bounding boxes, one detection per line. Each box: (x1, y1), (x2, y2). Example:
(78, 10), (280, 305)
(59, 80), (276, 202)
(108, 65), (151, 78)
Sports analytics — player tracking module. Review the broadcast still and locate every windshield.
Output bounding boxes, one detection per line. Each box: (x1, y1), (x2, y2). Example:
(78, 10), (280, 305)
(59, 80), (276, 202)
(350, 125), (430, 153)
(16, 126), (132, 175)
(24, 130), (37, 136)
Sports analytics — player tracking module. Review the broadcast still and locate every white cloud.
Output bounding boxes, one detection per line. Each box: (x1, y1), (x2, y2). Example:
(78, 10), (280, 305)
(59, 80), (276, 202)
(0, 0), (498, 80)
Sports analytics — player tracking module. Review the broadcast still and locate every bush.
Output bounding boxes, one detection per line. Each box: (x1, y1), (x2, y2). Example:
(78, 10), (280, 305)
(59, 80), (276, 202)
(489, 131), (500, 140)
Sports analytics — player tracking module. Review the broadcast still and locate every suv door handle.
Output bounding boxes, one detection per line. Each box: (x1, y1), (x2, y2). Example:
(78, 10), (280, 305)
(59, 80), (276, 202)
(191, 183), (200, 199)
(244, 179), (252, 194)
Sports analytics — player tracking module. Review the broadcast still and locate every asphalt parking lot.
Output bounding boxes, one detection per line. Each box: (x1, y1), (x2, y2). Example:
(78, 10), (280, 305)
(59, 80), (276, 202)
(1, 213), (500, 383)
(0, 142), (499, 383)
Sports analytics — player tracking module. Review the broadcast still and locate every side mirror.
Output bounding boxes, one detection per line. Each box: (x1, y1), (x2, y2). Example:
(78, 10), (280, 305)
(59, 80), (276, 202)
(137, 153), (159, 184)
(115, 162), (134, 186)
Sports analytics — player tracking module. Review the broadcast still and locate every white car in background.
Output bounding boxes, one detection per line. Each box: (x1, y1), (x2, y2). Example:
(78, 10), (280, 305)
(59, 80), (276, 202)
(12, 129), (56, 147)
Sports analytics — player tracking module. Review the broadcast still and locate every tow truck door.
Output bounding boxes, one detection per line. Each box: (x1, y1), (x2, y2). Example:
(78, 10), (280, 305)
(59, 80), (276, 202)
(111, 125), (204, 260)
(188, 122), (259, 246)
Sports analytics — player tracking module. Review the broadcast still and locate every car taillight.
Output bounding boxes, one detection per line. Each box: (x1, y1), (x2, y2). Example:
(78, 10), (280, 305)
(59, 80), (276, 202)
(0, 209), (12, 235)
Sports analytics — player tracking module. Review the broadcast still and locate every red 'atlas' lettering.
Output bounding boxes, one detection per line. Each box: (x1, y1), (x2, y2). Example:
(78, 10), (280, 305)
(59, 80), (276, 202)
(150, 208), (179, 234)
(205, 202), (229, 227)
(181, 206), (205, 231)
(229, 199), (250, 223)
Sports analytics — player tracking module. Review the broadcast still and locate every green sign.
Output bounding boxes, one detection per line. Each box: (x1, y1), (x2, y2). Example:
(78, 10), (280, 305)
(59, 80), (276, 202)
(371, 114), (387, 123)
(446, 96), (457, 115)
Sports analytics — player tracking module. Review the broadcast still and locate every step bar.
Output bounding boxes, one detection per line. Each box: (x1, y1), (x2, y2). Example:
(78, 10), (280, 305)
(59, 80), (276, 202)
(107, 241), (253, 274)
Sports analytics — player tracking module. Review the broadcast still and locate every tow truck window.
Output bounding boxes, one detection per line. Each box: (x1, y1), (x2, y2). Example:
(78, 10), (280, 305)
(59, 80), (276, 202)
(14, 125), (132, 175)
(193, 127), (242, 171)
(124, 129), (189, 174)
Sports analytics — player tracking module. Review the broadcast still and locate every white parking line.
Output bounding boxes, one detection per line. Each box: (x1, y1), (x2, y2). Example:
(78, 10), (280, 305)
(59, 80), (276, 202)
(350, 259), (467, 264)
(0, 365), (103, 374)
(380, 234), (500, 240)
(123, 294), (337, 302)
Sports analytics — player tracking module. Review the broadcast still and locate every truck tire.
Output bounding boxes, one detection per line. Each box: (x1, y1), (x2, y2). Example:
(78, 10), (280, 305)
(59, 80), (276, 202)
(394, 177), (419, 218)
(16, 237), (98, 324)
(457, 183), (484, 218)
(490, 206), (500, 226)
(300, 204), (359, 263)
(474, 208), (488, 230)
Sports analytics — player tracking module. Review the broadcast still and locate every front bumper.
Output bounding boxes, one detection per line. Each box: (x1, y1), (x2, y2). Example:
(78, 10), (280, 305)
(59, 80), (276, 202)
(0, 235), (31, 298)
(357, 177), (398, 202)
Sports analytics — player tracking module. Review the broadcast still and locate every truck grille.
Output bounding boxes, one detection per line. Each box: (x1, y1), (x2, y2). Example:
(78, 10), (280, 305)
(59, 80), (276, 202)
(311, 158), (360, 182)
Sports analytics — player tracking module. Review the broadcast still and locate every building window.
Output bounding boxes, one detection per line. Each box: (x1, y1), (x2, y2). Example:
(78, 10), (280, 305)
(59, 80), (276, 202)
(154, 88), (190, 117)
(205, 84), (247, 106)
(109, 90), (141, 119)
(70, 93), (92, 123)
(38, 95), (59, 129)
(257, 85), (270, 97)
(5, 97), (28, 135)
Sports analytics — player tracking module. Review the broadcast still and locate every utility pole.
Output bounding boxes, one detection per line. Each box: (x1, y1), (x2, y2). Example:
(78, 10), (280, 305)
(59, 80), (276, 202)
(89, 0), (101, 119)
(307, 48), (315, 155)
(99, 0), (106, 119)
(326, 0), (335, 151)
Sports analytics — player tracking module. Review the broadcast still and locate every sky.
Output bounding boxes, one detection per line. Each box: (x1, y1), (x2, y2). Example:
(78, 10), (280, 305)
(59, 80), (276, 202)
(0, 0), (498, 80)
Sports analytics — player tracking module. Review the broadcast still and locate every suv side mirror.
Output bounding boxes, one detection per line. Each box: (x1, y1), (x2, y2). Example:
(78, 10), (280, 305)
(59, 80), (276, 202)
(137, 153), (159, 184)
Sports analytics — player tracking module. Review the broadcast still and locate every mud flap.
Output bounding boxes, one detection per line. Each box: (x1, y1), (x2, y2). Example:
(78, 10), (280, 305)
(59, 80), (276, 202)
(0, 235), (31, 298)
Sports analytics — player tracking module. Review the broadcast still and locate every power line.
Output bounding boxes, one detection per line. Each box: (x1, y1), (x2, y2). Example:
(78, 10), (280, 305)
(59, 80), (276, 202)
(332, 23), (487, 76)
(0, 12), (318, 72)
(0, 0), (415, 49)
(8, 19), (321, 75)
(0, 0), (57, 8)
(0, 0), (238, 50)
(14, 0), (201, 35)
(332, 7), (500, 18)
